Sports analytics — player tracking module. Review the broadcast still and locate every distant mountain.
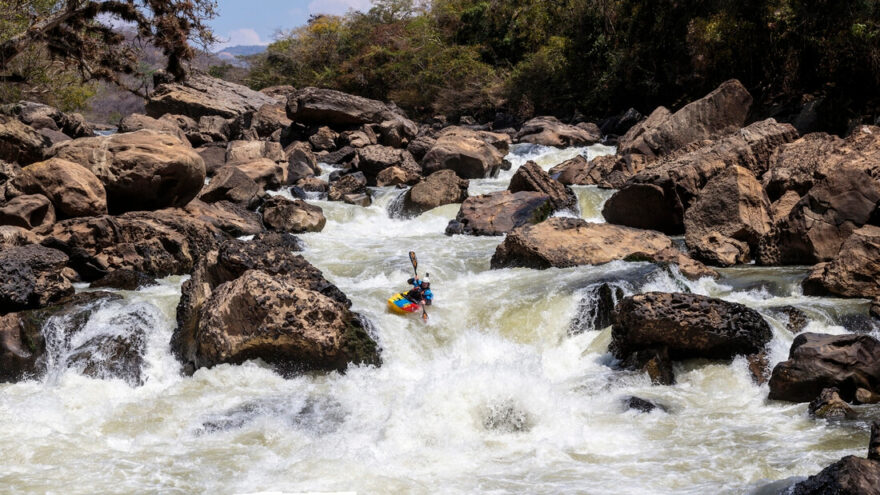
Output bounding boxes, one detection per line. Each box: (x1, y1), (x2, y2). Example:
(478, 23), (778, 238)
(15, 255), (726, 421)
(214, 45), (267, 61)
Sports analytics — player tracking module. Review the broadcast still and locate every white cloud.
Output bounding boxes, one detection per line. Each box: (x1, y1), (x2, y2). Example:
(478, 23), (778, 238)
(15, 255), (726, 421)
(307, 0), (373, 16)
(214, 28), (269, 50)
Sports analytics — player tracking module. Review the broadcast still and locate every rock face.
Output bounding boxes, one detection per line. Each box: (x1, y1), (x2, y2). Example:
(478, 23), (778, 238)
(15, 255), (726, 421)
(199, 166), (263, 208)
(515, 116), (601, 147)
(611, 292), (771, 363)
(12, 158), (107, 218)
(618, 79), (753, 157)
(683, 165), (772, 266)
(355, 145), (421, 185)
(0, 194), (55, 229)
(0, 115), (50, 165)
(50, 130), (206, 213)
(397, 169), (469, 217)
(768, 332), (880, 403)
(262, 196), (326, 233)
(508, 161), (577, 211)
(172, 235), (380, 374)
(146, 71), (277, 120)
(445, 191), (553, 236)
(421, 127), (506, 179)
(802, 225), (880, 299)
(0, 245), (73, 314)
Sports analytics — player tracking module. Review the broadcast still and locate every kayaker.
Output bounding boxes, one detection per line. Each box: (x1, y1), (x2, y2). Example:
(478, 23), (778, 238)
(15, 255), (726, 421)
(405, 275), (433, 306)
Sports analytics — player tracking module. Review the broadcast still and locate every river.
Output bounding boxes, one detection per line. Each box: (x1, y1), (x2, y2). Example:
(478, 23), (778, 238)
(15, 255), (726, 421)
(1, 143), (876, 494)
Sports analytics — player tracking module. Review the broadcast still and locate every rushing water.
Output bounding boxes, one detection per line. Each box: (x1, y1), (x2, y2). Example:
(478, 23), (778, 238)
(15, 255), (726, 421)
(2, 144), (878, 494)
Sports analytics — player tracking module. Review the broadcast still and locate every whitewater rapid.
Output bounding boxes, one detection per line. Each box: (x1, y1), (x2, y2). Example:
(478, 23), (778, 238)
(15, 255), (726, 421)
(1, 144), (877, 494)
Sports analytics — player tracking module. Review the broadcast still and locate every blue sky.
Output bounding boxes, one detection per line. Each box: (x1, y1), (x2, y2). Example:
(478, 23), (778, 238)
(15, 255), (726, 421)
(211, 0), (373, 49)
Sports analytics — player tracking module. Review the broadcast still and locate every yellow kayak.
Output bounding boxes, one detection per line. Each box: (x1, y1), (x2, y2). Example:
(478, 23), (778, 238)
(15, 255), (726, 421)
(388, 293), (420, 314)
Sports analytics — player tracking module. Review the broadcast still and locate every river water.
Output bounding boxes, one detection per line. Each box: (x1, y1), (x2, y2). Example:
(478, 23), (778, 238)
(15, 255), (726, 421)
(1, 144), (877, 494)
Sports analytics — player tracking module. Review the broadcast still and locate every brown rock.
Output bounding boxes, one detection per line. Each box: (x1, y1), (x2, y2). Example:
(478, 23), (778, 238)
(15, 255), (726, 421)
(196, 142), (229, 176)
(328, 172), (367, 201)
(12, 158), (107, 218)
(790, 456), (880, 494)
(396, 169), (468, 218)
(445, 191), (553, 236)
(857, 387), (880, 405)
(309, 126), (339, 151)
(762, 132), (847, 200)
(199, 165), (263, 208)
(508, 161), (577, 211)
(407, 135), (436, 161)
(197, 116), (231, 143)
(343, 193), (371, 207)
(5, 101), (93, 138)
(0, 244), (73, 313)
(230, 103), (291, 140)
(118, 113), (189, 143)
(183, 199), (264, 237)
(262, 196), (326, 233)
(234, 158), (286, 191)
(515, 116), (600, 147)
(421, 127), (505, 179)
(376, 166), (419, 187)
(226, 140), (285, 165)
(0, 225), (41, 248)
(259, 85), (296, 102)
(146, 71), (277, 120)
(356, 145), (421, 185)
(340, 129), (375, 148)
(0, 194), (55, 229)
(285, 141), (319, 185)
(296, 177), (328, 193)
(809, 387), (856, 419)
(802, 225), (880, 299)
(0, 115), (50, 165)
(770, 190), (801, 225)
(89, 270), (157, 291)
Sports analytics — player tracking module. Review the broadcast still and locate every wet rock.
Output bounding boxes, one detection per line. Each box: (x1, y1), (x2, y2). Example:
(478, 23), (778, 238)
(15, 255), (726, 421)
(234, 158), (286, 191)
(570, 283), (625, 334)
(342, 193), (371, 207)
(421, 126), (505, 179)
(789, 423), (880, 494)
(262, 196), (326, 233)
(89, 270), (158, 291)
(0, 194), (55, 230)
(839, 314), (880, 334)
(118, 113), (190, 143)
(623, 396), (667, 413)
(199, 395), (346, 434)
(285, 141), (319, 185)
(50, 130), (206, 213)
(12, 158), (107, 218)
(769, 332), (880, 403)
(286, 87), (417, 141)
(481, 399), (533, 433)
(683, 166), (772, 266)
(183, 199), (264, 237)
(356, 145), (420, 186)
(199, 166), (264, 209)
(611, 293), (772, 375)
(296, 177), (328, 194)
(801, 225), (880, 299)
(620, 347), (676, 385)
(445, 191), (554, 236)
(618, 79), (753, 157)
(146, 71), (276, 120)
(328, 172), (368, 201)
(396, 169), (468, 218)
(0, 245), (73, 314)
(809, 387), (856, 419)
(508, 161), (577, 211)
(769, 305), (809, 333)
(515, 116), (600, 147)
(748, 352), (771, 385)
(0, 114), (50, 165)
(857, 388), (880, 405)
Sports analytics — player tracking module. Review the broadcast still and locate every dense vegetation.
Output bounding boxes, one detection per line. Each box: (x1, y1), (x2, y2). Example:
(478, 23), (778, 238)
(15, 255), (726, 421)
(244, 0), (880, 134)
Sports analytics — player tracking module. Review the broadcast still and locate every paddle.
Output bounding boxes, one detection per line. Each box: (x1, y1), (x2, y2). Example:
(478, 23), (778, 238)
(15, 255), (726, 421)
(408, 251), (428, 321)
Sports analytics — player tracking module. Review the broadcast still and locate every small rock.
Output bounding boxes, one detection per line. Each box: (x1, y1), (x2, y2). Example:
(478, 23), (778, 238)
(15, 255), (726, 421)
(809, 387), (856, 419)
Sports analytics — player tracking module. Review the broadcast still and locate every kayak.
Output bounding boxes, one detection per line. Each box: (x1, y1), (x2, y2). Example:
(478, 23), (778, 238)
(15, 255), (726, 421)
(388, 293), (420, 314)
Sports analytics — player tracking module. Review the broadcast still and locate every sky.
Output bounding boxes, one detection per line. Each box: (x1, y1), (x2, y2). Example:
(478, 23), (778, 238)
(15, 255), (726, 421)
(211, 0), (374, 50)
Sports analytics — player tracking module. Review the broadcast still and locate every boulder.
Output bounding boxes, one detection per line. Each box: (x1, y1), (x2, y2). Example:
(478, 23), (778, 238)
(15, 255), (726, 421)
(599, 108), (644, 137)
(285, 141), (319, 185)
(623, 396), (666, 413)
(808, 387), (856, 419)
(197, 116), (231, 143)
(297, 177), (328, 193)
(421, 127), (505, 179)
(445, 191), (553, 236)
(328, 172), (368, 202)
(259, 85), (296, 102)
(789, 422), (880, 495)
(321, 146), (357, 166)
(0, 194), (55, 229)
(199, 165), (263, 209)
(89, 270), (158, 291)
(570, 283), (625, 334)
(146, 71), (276, 120)
(340, 128), (375, 148)
(768, 332), (880, 403)
(618, 79), (753, 157)
(508, 161), (577, 211)
(610, 292), (772, 368)
(376, 165), (420, 187)
(396, 169), (468, 218)
(0, 115), (50, 165)
(230, 103), (291, 140)
(234, 158), (286, 191)
(226, 140), (285, 165)
(4, 101), (93, 138)
(0, 245), (73, 314)
(802, 225), (880, 299)
(183, 199), (264, 237)
(762, 132), (846, 200)
(262, 196), (326, 233)
(195, 142), (229, 176)
(12, 158), (107, 218)
(515, 116), (601, 147)
(342, 193), (371, 207)
(0, 225), (41, 249)
(407, 135), (436, 161)
(356, 145), (421, 185)
(683, 165), (772, 266)
(117, 113), (189, 143)
(49, 130), (206, 213)
(309, 126), (339, 151)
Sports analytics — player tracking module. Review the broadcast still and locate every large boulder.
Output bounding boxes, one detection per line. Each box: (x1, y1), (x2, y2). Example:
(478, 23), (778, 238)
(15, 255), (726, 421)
(395, 169), (468, 218)
(683, 165), (772, 266)
(195, 142), (229, 176)
(508, 161), (577, 211)
(515, 116), (601, 147)
(3, 100), (93, 138)
(790, 455), (880, 494)
(355, 145), (421, 186)
(768, 332), (880, 402)
(762, 132), (847, 200)
(49, 130), (206, 213)
(420, 127), (506, 179)
(146, 71), (276, 120)
(118, 113), (190, 143)
(261, 196), (326, 233)
(618, 79), (753, 157)
(0, 194), (55, 230)
(172, 234), (379, 374)
(445, 191), (554, 236)
(230, 103), (291, 140)
(285, 141), (319, 185)
(199, 165), (263, 209)
(0, 115), (50, 165)
(183, 199), (264, 237)
(802, 225), (880, 299)
(286, 87), (417, 142)
(234, 158), (287, 191)
(225, 140), (285, 165)
(0, 244), (73, 314)
(12, 158), (107, 218)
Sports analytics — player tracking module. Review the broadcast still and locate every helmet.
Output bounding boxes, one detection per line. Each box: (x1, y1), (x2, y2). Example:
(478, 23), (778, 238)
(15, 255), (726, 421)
(420, 281), (429, 288)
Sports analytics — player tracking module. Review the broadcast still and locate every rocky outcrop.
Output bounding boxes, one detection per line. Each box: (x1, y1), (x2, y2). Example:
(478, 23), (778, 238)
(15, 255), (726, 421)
(683, 165), (772, 266)
(0, 245), (73, 314)
(515, 116), (601, 147)
(802, 225), (880, 299)
(611, 292), (772, 383)
(355, 145), (421, 185)
(445, 191), (553, 236)
(146, 71), (277, 120)
(262, 196), (326, 233)
(421, 127), (506, 179)
(789, 422), (880, 494)
(396, 169), (468, 218)
(0, 115), (50, 165)
(50, 130), (206, 213)
(3, 100), (93, 139)
(118, 113), (190, 143)
(768, 332), (880, 403)
(199, 165), (264, 209)
(12, 158), (107, 218)
(0, 194), (55, 229)
(508, 161), (577, 211)
(0, 225), (40, 249)
(762, 132), (846, 200)
(172, 234), (379, 374)
(618, 79), (753, 157)
(183, 199), (264, 237)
